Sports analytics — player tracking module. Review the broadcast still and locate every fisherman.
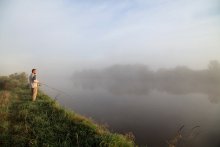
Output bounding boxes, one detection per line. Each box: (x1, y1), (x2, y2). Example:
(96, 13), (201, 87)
(29, 69), (40, 101)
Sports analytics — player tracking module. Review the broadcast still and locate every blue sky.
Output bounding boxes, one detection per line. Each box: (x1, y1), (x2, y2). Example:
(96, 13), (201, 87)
(0, 0), (220, 75)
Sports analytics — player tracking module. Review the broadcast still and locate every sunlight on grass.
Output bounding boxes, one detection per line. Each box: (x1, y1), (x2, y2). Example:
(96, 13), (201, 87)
(0, 73), (135, 147)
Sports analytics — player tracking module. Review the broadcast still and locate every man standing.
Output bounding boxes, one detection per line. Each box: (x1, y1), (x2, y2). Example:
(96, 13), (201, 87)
(29, 69), (39, 101)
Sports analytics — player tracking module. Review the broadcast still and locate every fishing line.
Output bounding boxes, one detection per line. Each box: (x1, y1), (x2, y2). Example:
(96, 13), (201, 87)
(40, 83), (73, 98)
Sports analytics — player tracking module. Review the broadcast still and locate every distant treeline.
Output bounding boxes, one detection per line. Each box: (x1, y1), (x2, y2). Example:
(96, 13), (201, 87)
(72, 60), (220, 103)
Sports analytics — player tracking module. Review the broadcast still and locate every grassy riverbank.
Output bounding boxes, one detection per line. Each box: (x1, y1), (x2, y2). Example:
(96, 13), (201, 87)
(0, 73), (135, 147)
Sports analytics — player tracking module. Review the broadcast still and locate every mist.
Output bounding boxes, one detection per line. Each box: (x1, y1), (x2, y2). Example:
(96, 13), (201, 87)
(1, 0), (220, 146)
(72, 61), (220, 103)
(38, 61), (220, 146)
(1, 0), (220, 75)
(63, 61), (220, 146)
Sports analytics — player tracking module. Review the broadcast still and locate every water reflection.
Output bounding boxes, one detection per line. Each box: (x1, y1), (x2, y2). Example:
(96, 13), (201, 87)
(72, 63), (220, 103)
(43, 62), (220, 147)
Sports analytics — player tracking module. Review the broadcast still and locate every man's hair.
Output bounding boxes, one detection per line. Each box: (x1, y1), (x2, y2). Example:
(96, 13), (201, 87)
(32, 69), (36, 73)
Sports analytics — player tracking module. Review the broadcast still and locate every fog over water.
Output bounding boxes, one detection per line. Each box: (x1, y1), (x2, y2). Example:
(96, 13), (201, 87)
(41, 62), (220, 147)
(1, 0), (220, 146)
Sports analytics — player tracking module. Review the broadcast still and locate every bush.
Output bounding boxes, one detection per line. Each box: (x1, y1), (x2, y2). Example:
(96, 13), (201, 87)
(0, 73), (28, 90)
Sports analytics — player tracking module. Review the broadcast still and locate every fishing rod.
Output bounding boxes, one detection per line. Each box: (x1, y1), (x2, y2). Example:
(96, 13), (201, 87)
(39, 82), (73, 98)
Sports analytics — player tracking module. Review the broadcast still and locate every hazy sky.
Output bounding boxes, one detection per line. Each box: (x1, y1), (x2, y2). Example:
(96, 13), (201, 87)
(0, 0), (220, 75)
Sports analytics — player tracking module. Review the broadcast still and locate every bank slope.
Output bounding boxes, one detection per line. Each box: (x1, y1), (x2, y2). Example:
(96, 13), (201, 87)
(0, 73), (135, 147)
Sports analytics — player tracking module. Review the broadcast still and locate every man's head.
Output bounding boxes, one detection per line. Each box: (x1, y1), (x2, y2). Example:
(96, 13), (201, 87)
(32, 69), (37, 74)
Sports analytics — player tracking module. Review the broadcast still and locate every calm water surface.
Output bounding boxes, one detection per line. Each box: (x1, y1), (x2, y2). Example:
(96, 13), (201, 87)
(42, 78), (220, 147)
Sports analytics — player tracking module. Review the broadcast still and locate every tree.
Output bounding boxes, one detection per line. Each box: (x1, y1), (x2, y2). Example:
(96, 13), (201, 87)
(208, 60), (220, 72)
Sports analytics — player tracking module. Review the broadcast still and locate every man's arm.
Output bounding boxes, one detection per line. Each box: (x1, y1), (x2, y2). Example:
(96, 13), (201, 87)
(32, 75), (39, 83)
